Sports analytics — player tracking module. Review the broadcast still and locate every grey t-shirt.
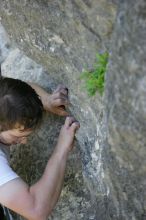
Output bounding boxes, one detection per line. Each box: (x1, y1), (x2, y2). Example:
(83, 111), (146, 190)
(0, 142), (19, 187)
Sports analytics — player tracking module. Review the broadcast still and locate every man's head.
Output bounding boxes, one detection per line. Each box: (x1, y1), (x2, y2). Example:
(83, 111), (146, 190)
(0, 77), (43, 145)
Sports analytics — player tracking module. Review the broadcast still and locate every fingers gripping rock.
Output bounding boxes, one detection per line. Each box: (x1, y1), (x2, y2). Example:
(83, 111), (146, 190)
(70, 122), (80, 133)
(65, 116), (76, 127)
(65, 116), (80, 132)
(54, 85), (68, 95)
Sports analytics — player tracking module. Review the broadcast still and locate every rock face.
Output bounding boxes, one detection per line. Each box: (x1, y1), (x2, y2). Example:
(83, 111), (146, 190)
(104, 1), (146, 219)
(0, 0), (146, 220)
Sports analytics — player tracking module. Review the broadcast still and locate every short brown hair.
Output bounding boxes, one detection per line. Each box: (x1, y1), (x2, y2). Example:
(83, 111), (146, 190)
(0, 77), (43, 131)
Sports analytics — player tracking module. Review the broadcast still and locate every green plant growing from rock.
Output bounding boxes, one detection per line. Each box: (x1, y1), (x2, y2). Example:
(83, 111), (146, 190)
(80, 52), (109, 96)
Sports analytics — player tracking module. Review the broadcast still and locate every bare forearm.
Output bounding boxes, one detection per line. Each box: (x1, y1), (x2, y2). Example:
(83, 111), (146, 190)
(0, 117), (79, 220)
(30, 145), (68, 218)
(28, 82), (50, 110)
(28, 82), (69, 116)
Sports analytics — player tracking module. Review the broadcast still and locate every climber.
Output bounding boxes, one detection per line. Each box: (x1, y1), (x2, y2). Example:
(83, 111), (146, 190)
(0, 74), (80, 220)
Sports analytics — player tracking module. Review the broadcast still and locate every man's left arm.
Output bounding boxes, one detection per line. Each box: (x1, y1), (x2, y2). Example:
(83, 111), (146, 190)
(28, 82), (69, 116)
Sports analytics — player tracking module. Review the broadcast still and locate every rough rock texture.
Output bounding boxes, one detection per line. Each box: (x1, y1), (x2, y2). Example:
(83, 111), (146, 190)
(0, 23), (12, 64)
(0, 1), (117, 219)
(104, 1), (146, 219)
(1, 45), (94, 219)
(1, 0), (146, 220)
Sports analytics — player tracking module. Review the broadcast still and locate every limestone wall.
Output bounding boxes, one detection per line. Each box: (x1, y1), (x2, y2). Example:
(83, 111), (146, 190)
(0, 0), (146, 220)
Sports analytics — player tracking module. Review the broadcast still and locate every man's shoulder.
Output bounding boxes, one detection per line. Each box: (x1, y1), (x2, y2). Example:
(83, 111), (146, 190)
(0, 142), (10, 160)
(0, 142), (19, 188)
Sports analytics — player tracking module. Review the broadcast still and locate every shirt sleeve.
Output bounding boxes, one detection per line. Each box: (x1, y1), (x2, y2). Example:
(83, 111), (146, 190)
(0, 150), (19, 187)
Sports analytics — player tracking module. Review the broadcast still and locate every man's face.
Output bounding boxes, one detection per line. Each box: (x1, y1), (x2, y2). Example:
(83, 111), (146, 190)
(0, 126), (33, 145)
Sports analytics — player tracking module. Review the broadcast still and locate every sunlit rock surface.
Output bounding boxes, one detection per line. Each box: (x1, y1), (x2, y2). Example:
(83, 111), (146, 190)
(1, 0), (146, 220)
(104, 1), (146, 219)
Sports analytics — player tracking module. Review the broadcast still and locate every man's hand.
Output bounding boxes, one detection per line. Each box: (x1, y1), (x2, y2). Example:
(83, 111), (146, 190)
(28, 82), (70, 116)
(44, 85), (70, 116)
(56, 116), (80, 155)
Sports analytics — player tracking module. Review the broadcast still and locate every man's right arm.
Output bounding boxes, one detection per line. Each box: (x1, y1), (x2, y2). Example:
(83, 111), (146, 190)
(0, 117), (80, 220)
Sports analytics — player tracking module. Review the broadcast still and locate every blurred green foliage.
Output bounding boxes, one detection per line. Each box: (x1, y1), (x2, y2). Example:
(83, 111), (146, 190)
(80, 52), (109, 96)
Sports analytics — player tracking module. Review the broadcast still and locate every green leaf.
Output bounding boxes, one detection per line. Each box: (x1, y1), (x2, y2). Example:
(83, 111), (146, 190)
(80, 52), (109, 96)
